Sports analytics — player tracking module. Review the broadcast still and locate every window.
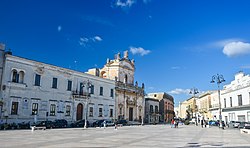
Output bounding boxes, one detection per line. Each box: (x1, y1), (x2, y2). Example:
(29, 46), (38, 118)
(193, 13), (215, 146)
(35, 74), (41, 86)
(11, 102), (18, 115)
(90, 85), (94, 94)
(67, 80), (72, 91)
(155, 106), (158, 113)
(50, 104), (56, 116)
(119, 107), (122, 115)
(19, 71), (24, 83)
(12, 70), (19, 83)
(66, 105), (70, 116)
(100, 87), (103, 96)
(238, 95), (242, 106)
(32, 103), (38, 115)
(52, 78), (57, 89)
(224, 98), (226, 108)
(110, 89), (114, 98)
(89, 107), (93, 117)
(247, 111), (250, 122)
(230, 97), (232, 107)
(99, 108), (103, 117)
(124, 74), (128, 84)
(249, 92), (250, 105)
(150, 105), (153, 113)
(110, 109), (113, 117)
(80, 82), (83, 94)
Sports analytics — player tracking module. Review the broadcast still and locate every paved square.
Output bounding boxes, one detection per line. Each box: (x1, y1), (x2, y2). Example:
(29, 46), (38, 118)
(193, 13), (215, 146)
(0, 124), (250, 147)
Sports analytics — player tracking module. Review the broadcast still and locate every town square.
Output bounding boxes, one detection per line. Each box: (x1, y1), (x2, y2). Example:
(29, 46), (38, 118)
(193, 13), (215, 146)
(1, 0), (250, 147)
(1, 124), (250, 147)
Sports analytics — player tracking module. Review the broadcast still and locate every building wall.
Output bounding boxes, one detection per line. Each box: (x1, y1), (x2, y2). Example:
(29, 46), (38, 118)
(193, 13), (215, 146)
(221, 72), (250, 123)
(145, 98), (159, 124)
(147, 92), (174, 122)
(0, 54), (115, 124)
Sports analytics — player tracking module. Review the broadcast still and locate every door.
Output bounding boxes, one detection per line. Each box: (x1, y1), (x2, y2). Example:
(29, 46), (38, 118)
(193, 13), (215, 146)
(76, 103), (83, 121)
(129, 107), (133, 121)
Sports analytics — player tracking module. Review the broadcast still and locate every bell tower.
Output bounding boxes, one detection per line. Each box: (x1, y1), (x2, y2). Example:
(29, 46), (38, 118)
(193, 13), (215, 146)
(100, 50), (135, 84)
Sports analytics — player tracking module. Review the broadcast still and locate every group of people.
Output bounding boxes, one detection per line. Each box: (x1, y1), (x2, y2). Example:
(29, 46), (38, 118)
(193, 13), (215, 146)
(171, 119), (179, 128)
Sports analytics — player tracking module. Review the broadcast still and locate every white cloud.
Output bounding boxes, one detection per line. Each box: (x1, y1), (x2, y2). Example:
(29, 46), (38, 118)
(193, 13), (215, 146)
(168, 88), (190, 95)
(93, 36), (102, 42)
(115, 0), (136, 8)
(79, 37), (89, 46)
(57, 25), (62, 32)
(171, 66), (180, 70)
(211, 39), (242, 48)
(223, 41), (250, 57)
(129, 46), (150, 56)
(79, 36), (102, 46)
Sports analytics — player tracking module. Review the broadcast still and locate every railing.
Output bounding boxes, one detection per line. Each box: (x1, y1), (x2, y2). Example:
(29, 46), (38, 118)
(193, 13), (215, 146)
(72, 91), (90, 98)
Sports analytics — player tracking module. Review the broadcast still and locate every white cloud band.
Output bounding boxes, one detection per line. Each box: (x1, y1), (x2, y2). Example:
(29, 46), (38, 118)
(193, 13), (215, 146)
(129, 46), (150, 56)
(223, 41), (250, 57)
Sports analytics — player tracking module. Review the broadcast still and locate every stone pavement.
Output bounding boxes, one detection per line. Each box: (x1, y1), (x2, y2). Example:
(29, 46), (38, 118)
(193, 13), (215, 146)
(0, 124), (250, 148)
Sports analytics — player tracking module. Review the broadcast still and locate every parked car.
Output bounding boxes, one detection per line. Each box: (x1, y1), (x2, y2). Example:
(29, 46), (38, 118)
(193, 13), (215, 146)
(238, 122), (247, 129)
(116, 119), (128, 126)
(208, 120), (219, 126)
(244, 122), (250, 129)
(70, 120), (89, 128)
(92, 120), (105, 127)
(35, 120), (54, 129)
(233, 121), (241, 128)
(101, 120), (115, 127)
(53, 119), (68, 128)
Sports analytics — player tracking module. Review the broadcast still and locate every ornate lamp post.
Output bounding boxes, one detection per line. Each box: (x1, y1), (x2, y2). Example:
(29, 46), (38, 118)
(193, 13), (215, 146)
(83, 80), (92, 129)
(189, 87), (199, 126)
(211, 74), (225, 128)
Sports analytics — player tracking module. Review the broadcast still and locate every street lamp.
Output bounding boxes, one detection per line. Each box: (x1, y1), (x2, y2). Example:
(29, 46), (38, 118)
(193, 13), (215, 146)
(141, 83), (145, 126)
(83, 80), (92, 129)
(211, 74), (225, 129)
(189, 87), (199, 126)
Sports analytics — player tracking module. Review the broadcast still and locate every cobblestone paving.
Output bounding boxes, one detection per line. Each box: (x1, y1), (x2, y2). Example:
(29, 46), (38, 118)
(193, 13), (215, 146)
(0, 124), (250, 147)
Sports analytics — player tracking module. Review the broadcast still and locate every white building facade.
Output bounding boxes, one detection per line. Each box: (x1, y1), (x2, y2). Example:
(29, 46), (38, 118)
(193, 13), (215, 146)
(221, 72), (250, 123)
(0, 45), (115, 124)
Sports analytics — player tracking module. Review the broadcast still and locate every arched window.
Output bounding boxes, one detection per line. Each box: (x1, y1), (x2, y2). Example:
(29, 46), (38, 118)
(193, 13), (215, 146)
(12, 69), (19, 83)
(150, 105), (153, 113)
(19, 71), (25, 83)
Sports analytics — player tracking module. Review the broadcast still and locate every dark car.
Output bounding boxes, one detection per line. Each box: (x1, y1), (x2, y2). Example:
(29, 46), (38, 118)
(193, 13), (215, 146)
(35, 120), (54, 129)
(238, 122), (247, 129)
(101, 120), (115, 127)
(70, 120), (89, 128)
(208, 120), (219, 126)
(92, 119), (105, 127)
(244, 122), (250, 129)
(53, 119), (68, 128)
(116, 119), (128, 126)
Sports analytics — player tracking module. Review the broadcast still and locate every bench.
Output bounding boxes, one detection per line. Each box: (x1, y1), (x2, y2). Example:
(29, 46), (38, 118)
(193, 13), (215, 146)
(240, 129), (250, 134)
(31, 126), (46, 131)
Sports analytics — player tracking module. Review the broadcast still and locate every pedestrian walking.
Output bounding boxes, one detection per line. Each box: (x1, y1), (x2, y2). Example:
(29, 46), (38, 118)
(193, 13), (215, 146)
(201, 119), (204, 128)
(175, 120), (179, 128)
(103, 120), (106, 129)
(171, 119), (174, 128)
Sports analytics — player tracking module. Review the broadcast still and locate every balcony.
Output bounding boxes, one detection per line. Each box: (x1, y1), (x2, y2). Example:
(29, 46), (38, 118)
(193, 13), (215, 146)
(115, 81), (144, 94)
(72, 91), (90, 98)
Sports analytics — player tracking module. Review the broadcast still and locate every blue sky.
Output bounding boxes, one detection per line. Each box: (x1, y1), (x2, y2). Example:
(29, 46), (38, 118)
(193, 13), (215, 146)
(1, 0), (250, 106)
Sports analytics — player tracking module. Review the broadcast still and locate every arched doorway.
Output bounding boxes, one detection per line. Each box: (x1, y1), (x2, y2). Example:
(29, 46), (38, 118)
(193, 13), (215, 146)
(76, 103), (83, 121)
